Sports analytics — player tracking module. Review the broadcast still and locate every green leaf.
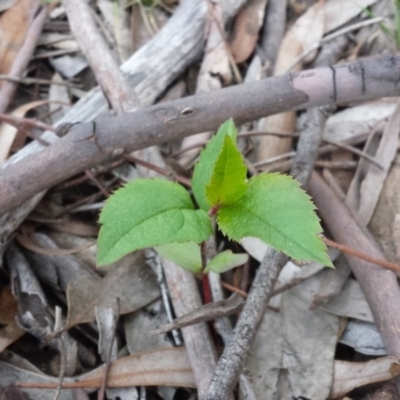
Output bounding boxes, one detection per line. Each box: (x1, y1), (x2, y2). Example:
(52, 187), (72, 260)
(155, 242), (202, 273)
(204, 251), (249, 274)
(206, 135), (247, 206)
(217, 173), (333, 267)
(192, 119), (237, 211)
(97, 178), (212, 265)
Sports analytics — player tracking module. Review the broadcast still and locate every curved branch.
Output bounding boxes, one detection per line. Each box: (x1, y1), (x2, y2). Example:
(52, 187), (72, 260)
(0, 54), (400, 216)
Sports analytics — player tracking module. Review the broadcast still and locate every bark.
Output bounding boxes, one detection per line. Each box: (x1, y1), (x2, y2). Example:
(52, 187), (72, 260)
(1, 54), (400, 216)
(163, 261), (217, 399)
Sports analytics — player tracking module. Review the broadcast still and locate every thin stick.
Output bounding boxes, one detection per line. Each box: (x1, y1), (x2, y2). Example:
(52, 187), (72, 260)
(322, 137), (383, 169)
(0, 74), (79, 87)
(0, 113), (55, 132)
(323, 237), (400, 273)
(123, 154), (192, 187)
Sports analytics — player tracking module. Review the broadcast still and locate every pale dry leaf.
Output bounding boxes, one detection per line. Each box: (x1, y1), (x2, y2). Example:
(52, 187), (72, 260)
(294, 276), (374, 322)
(0, 99), (51, 163)
(331, 357), (400, 398)
(14, 347), (196, 390)
(66, 252), (160, 328)
(46, 217), (98, 237)
(18, 348), (196, 390)
(124, 300), (174, 354)
(77, 348), (195, 389)
(98, 0), (131, 62)
(245, 290), (338, 400)
(23, 232), (98, 293)
(307, 255), (351, 308)
(323, 0), (380, 34)
(96, 306), (118, 363)
(0, 0), (38, 77)
(323, 99), (397, 142)
(370, 153), (400, 264)
(37, 33), (79, 51)
(17, 231), (95, 257)
(340, 319), (385, 356)
(0, 0), (17, 12)
(47, 231), (97, 269)
(49, 55), (88, 79)
(49, 73), (71, 124)
(357, 99), (400, 224)
(229, 0), (268, 63)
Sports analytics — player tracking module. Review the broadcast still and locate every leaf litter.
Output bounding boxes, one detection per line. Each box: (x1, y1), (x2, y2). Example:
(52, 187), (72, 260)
(1, 0), (400, 399)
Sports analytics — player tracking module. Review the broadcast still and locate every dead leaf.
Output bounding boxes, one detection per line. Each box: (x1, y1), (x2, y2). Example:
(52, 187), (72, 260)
(0, 358), (75, 400)
(80, 348), (195, 389)
(323, 99), (397, 142)
(7, 244), (51, 332)
(125, 299), (174, 354)
(23, 232), (99, 294)
(98, 0), (131, 62)
(229, 0), (268, 63)
(340, 319), (385, 356)
(0, 0), (39, 76)
(356, 99), (400, 224)
(370, 153), (400, 264)
(0, 0), (17, 12)
(37, 33), (79, 51)
(17, 348), (196, 389)
(0, 99), (51, 163)
(65, 253), (160, 328)
(323, 0), (380, 34)
(48, 73), (71, 124)
(0, 286), (25, 352)
(96, 306), (118, 363)
(331, 357), (400, 398)
(47, 231), (97, 269)
(45, 217), (98, 237)
(245, 290), (338, 400)
(16, 230), (95, 256)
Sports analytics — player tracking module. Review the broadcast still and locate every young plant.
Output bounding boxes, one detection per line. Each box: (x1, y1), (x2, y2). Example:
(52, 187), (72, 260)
(96, 119), (333, 272)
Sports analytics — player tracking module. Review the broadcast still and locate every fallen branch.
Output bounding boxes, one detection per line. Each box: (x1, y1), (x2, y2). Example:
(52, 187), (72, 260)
(309, 171), (400, 391)
(1, 54), (400, 216)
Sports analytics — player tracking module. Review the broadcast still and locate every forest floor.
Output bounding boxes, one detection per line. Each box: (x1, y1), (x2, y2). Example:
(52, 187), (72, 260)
(1, 0), (400, 399)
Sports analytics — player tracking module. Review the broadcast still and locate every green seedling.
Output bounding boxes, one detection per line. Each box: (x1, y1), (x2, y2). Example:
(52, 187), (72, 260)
(97, 119), (333, 273)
